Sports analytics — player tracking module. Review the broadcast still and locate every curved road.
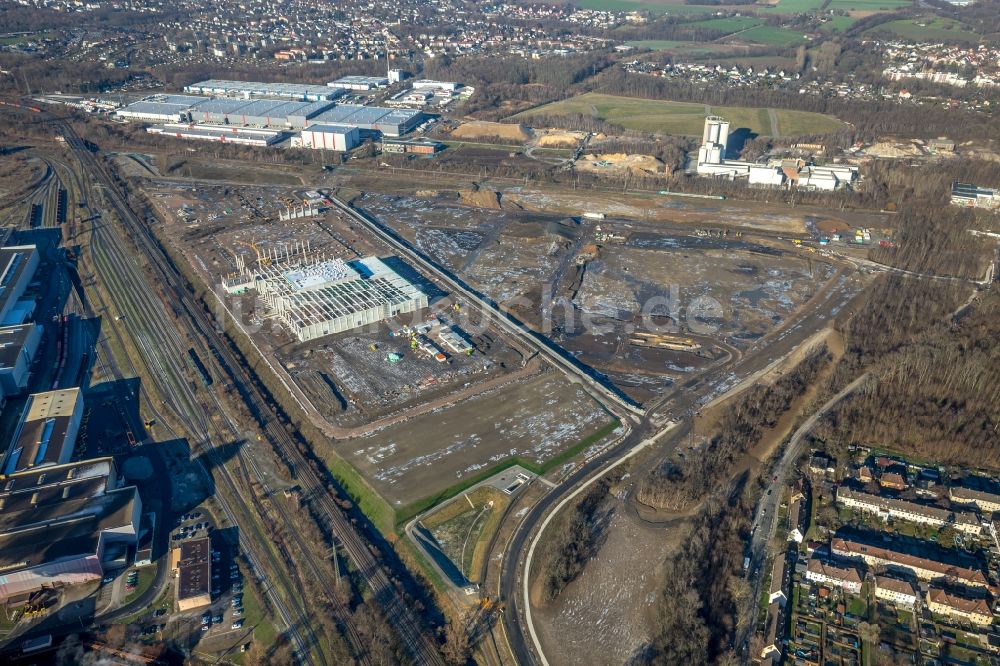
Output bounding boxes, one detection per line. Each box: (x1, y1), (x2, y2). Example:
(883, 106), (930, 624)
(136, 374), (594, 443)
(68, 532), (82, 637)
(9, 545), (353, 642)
(498, 267), (867, 665)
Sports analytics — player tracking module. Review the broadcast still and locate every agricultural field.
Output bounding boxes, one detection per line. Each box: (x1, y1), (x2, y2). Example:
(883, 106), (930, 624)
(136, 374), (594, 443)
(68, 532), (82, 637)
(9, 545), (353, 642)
(732, 25), (809, 46)
(625, 39), (699, 50)
(760, 0), (826, 12)
(571, 0), (718, 13)
(338, 372), (616, 509)
(867, 17), (982, 43)
(821, 15), (859, 32)
(826, 0), (911, 11)
(685, 16), (763, 33)
(516, 93), (845, 137)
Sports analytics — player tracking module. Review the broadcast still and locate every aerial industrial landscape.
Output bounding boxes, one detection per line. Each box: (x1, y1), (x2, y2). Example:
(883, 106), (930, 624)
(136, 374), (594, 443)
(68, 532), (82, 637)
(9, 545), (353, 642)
(0, 0), (999, 665)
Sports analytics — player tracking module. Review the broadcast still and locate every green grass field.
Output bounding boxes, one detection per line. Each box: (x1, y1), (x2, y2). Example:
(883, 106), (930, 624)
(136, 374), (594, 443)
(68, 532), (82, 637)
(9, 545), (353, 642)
(626, 39), (697, 50)
(420, 486), (510, 582)
(760, 0), (826, 12)
(821, 16), (859, 32)
(826, 0), (912, 10)
(686, 16), (763, 33)
(573, 0), (728, 13)
(0, 31), (57, 46)
(517, 93), (845, 137)
(574, 0), (672, 12)
(867, 17), (981, 43)
(625, 40), (730, 56)
(736, 25), (809, 45)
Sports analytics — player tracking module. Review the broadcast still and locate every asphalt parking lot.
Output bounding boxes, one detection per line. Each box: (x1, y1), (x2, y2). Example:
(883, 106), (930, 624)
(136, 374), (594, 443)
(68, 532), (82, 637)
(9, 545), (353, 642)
(169, 512), (251, 647)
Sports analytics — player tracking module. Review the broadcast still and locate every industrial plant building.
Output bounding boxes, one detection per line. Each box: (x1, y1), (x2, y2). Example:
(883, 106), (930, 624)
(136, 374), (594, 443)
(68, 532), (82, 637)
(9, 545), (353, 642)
(327, 75), (390, 91)
(147, 123), (286, 146)
(183, 98), (336, 128)
(951, 182), (1000, 210)
(183, 79), (342, 101)
(224, 253), (429, 342)
(693, 116), (858, 191)
(0, 323), (42, 399)
(307, 104), (424, 137)
(295, 124), (361, 151)
(257, 256), (429, 342)
(0, 457), (141, 604)
(382, 138), (445, 155)
(0, 245), (40, 326)
(118, 95), (424, 138)
(115, 95), (213, 123)
(409, 79), (462, 92)
(2, 388), (84, 474)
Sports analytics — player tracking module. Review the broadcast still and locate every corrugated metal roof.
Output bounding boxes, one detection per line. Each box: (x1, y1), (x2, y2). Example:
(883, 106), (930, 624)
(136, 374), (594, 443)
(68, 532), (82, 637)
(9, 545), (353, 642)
(303, 124), (358, 135)
(185, 79), (340, 99)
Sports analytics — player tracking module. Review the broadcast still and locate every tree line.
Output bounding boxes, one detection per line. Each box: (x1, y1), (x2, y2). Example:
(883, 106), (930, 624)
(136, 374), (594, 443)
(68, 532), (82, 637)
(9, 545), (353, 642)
(536, 471), (621, 603)
(637, 345), (831, 512)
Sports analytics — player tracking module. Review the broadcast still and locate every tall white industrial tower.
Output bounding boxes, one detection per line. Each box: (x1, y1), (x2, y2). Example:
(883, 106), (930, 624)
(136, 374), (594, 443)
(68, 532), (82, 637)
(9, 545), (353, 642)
(697, 115), (730, 166)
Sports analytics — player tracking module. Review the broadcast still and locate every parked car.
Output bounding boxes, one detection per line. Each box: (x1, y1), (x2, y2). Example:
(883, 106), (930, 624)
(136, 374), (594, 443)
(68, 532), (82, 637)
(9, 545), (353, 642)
(232, 620), (244, 629)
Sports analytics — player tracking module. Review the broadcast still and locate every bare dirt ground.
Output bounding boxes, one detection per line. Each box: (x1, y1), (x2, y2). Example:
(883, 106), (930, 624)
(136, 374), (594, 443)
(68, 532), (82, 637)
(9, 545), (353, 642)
(535, 129), (588, 148)
(532, 494), (688, 666)
(450, 121), (531, 143)
(338, 371), (614, 506)
(504, 188), (814, 234)
(575, 153), (666, 177)
(355, 192), (848, 405)
(0, 153), (43, 200)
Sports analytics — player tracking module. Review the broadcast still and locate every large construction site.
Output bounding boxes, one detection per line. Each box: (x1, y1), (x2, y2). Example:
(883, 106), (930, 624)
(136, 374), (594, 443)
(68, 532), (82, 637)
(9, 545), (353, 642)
(145, 176), (619, 514)
(355, 192), (870, 404)
(131, 131), (887, 522)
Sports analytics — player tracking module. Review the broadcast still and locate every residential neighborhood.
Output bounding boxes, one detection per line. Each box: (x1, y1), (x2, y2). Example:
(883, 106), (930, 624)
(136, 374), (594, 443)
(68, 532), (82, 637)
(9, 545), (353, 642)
(758, 449), (1000, 665)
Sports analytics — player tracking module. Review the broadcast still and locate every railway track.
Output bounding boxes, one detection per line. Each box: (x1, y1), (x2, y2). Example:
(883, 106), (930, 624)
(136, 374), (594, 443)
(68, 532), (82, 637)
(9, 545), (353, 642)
(53, 135), (321, 664)
(56, 122), (443, 665)
(326, 196), (642, 421)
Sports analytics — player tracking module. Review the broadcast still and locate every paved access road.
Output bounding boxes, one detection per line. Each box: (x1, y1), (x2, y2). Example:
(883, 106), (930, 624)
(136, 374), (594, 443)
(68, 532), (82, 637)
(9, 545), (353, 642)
(57, 122), (444, 666)
(496, 267), (867, 665)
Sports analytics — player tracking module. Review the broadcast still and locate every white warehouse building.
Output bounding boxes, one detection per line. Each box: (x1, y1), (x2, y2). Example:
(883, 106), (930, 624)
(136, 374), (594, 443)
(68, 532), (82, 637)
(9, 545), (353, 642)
(147, 124), (285, 146)
(295, 124), (361, 151)
(252, 256), (428, 342)
(409, 79), (461, 92)
(327, 76), (390, 91)
(693, 116), (859, 190)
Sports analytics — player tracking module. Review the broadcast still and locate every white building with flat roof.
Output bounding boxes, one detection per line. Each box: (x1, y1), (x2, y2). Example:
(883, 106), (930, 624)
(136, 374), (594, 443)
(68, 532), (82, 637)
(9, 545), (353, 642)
(0, 245), (39, 326)
(0, 323), (42, 399)
(327, 75), (390, 90)
(250, 256), (428, 342)
(184, 79), (341, 101)
(2, 388), (84, 474)
(296, 124), (360, 151)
